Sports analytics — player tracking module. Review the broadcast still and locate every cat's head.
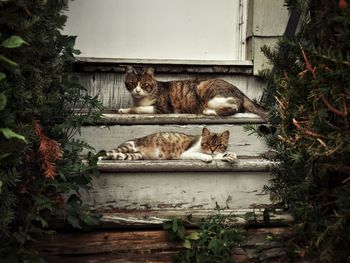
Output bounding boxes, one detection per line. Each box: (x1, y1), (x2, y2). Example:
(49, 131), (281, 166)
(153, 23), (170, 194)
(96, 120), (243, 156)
(200, 127), (229, 155)
(124, 66), (157, 99)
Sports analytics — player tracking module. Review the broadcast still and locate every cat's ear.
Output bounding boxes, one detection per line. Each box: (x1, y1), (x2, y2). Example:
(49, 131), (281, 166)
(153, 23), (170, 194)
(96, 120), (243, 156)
(202, 127), (210, 137)
(143, 67), (155, 77)
(126, 66), (137, 74)
(221, 130), (230, 140)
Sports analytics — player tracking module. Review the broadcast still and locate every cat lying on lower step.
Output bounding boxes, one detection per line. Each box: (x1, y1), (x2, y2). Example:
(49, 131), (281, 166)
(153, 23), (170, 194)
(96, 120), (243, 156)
(118, 66), (267, 119)
(98, 127), (237, 163)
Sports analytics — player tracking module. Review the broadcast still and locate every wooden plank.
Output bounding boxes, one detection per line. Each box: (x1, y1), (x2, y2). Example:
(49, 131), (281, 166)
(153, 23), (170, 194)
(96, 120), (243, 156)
(34, 227), (291, 263)
(81, 171), (272, 210)
(97, 159), (274, 173)
(77, 124), (269, 156)
(97, 113), (266, 125)
(250, 0), (290, 37)
(98, 210), (293, 228)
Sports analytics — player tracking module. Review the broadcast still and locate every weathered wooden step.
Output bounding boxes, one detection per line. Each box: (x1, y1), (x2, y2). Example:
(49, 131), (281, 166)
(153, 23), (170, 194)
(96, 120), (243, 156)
(97, 158), (273, 173)
(95, 113), (265, 125)
(78, 123), (268, 157)
(99, 209), (293, 228)
(82, 169), (272, 211)
(34, 227), (291, 263)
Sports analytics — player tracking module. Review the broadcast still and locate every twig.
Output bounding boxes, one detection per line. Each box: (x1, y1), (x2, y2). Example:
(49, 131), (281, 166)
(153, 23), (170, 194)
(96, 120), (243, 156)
(292, 118), (326, 138)
(321, 96), (348, 117)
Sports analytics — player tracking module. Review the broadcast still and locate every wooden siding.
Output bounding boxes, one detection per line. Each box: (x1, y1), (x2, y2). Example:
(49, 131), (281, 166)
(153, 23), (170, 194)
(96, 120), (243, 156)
(246, 0), (290, 75)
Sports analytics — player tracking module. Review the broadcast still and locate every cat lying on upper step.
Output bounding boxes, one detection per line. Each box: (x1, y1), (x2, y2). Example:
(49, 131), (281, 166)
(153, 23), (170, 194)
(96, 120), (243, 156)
(98, 127), (237, 163)
(118, 66), (267, 118)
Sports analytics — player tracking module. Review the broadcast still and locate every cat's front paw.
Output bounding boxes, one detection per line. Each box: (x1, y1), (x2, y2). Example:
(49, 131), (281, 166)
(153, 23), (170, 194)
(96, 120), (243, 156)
(222, 152), (237, 162)
(118, 108), (131, 114)
(201, 155), (213, 163)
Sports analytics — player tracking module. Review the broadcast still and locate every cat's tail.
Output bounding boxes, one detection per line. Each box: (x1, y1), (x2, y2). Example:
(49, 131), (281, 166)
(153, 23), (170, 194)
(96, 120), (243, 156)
(242, 97), (268, 120)
(98, 150), (143, 160)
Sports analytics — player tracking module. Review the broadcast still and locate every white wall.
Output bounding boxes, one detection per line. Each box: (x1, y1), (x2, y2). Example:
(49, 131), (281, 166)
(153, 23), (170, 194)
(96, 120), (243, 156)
(63, 0), (247, 61)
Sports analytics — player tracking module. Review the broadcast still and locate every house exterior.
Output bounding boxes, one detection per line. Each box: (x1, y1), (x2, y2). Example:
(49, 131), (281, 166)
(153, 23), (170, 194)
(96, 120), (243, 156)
(36, 1), (294, 261)
(62, 0), (291, 215)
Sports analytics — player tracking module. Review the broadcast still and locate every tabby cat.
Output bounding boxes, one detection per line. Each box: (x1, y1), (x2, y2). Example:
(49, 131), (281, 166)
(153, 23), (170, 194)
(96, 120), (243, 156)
(118, 66), (267, 118)
(99, 127), (237, 163)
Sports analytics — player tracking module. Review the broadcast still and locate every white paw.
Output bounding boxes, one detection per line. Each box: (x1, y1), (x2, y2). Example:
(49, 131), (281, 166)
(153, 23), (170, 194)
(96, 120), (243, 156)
(223, 152), (237, 162)
(98, 156), (106, 161)
(202, 108), (217, 116)
(201, 155), (213, 163)
(118, 108), (131, 114)
(115, 152), (127, 160)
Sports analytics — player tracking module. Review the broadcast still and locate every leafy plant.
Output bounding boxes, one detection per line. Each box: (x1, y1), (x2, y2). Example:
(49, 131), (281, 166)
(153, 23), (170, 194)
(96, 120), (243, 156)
(254, 0), (350, 262)
(164, 213), (244, 263)
(0, 1), (103, 262)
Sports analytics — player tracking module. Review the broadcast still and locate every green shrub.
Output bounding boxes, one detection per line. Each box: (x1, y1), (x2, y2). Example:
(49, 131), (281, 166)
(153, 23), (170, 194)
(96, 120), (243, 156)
(0, 1), (103, 261)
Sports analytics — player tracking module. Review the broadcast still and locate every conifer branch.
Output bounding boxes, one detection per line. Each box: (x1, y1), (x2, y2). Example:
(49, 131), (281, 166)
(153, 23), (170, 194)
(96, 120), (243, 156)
(321, 95), (348, 117)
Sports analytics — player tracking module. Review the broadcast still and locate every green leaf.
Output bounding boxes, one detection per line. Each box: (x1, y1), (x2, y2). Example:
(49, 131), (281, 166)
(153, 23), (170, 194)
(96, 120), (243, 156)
(0, 54), (18, 66)
(172, 219), (178, 232)
(0, 128), (27, 142)
(0, 72), (5, 81)
(1, 35), (28, 48)
(0, 153), (11, 160)
(67, 215), (81, 229)
(0, 92), (7, 111)
(183, 239), (191, 249)
(187, 232), (200, 240)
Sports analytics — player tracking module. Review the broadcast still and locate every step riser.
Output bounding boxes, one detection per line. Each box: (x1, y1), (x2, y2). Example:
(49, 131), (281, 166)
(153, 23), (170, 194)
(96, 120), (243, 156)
(78, 72), (265, 110)
(78, 124), (268, 156)
(82, 172), (271, 211)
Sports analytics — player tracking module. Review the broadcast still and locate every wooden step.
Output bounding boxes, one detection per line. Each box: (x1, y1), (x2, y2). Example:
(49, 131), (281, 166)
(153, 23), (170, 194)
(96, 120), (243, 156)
(82, 169), (272, 211)
(34, 227), (291, 263)
(97, 158), (274, 173)
(77, 123), (268, 157)
(98, 209), (293, 228)
(95, 113), (265, 125)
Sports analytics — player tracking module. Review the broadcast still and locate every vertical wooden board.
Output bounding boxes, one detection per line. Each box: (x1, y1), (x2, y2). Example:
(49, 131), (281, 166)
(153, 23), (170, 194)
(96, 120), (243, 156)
(82, 172), (272, 210)
(77, 124), (268, 156)
(78, 72), (133, 109)
(252, 0), (290, 36)
(77, 72), (265, 110)
(252, 37), (280, 75)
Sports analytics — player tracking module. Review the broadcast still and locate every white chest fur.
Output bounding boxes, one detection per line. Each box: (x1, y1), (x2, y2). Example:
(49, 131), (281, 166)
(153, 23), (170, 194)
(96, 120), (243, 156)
(136, 96), (156, 106)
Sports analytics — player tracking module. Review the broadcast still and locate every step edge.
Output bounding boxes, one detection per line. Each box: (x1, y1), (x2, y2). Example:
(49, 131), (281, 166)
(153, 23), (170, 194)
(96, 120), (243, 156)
(86, 113), (266, 125)
(96, 158), (276, 173)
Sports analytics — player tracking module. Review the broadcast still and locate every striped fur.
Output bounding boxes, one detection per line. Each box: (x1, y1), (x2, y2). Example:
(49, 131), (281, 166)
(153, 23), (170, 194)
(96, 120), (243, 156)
(99, 128), (236, 163)
(118, 66), (267, 119)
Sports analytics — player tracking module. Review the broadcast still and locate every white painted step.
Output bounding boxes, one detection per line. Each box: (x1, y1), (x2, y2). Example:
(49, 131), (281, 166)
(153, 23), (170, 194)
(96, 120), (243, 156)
(97, 158), (273, 173)
(82, 169), (272, 211)
(78, 124), (268, 157)
(97, 113), (265, 125)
